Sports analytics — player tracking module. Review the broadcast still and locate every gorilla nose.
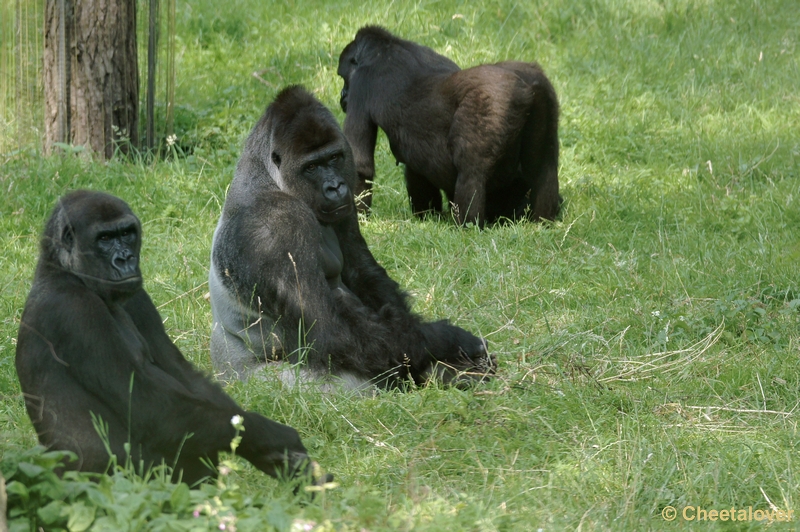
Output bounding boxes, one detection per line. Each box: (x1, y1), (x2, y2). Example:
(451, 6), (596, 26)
(113, 253), (138, 275)
(324, 181), (348, 202)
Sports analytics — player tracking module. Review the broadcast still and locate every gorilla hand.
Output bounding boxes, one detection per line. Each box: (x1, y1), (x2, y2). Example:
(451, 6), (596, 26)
(419, 321), (496, 385)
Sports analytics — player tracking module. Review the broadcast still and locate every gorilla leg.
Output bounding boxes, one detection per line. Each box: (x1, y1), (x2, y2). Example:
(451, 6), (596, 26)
(449, 89), (513, 225)
(405, 167), (443, 217)
(27, 385), (129, 474)
(452, 171), (488, 225)
(520, 81), (560, 221)
(353, 176), (373, 212)
(485, 177), (530, 222)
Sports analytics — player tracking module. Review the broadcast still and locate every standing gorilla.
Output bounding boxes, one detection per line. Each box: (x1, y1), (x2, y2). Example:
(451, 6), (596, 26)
(16, 191), (325, 486)
(338, 26), (561, 225)
(209, 85), (494, 387)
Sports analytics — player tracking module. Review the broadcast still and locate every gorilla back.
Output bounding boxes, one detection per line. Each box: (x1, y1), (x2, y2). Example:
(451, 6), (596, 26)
(16, 191), (323, 485)
(210, 86), (495, 387)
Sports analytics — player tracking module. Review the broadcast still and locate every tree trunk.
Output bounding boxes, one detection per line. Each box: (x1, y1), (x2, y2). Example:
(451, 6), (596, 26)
(0, 471), (7, 532)
(44, 0), (139, 158)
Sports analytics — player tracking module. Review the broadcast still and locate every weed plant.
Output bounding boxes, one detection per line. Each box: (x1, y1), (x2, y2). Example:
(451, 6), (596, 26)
(1, 0), (799, 530)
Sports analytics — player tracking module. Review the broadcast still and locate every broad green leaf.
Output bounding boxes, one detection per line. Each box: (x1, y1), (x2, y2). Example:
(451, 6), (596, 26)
(16, 462), (45, 478)
(67, 501), (96, 532)
(36, 499), (66, 525)
(170, 482), (191, 511)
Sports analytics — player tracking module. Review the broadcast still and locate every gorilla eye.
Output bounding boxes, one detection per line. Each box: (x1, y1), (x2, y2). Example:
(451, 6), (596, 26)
(306, 163), (317, 172)
(350, 57), (357, 65)
(99, 234), (111, 241)
(271, 152), (281, 167)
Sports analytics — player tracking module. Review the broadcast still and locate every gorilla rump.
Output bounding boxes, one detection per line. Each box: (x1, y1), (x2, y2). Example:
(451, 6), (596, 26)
(15, 191), (324, 486)
(209, 86), (494, 387)
(338, 26), (561, 225)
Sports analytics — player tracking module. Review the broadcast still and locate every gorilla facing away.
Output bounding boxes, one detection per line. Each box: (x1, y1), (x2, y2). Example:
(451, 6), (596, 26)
(209, 85), (495, 388)
(338, 26), (561, 226)
(16, 191), (326, 486)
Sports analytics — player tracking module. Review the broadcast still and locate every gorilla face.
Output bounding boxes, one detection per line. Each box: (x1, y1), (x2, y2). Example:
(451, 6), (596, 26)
(302, 148), (353, 224)
(274, 145), (353, 225)
(267, 99), (356, 225)
(46, 191), (143, 299)
(86, 221), (141, 281)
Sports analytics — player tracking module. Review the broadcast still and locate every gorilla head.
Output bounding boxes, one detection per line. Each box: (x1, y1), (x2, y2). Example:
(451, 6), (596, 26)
(337, 26), (455, 116)
(43, 191), (142, 300)
(337, 43), (357, 113)
(260, 87), (355, 225)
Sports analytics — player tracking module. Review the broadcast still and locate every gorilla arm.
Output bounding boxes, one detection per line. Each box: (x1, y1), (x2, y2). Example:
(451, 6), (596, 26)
(237, 193), (409, 383)
(342, 103), (378, 209)
(121, 289), (311, 477)
(27, 281), (308, 480)
(334, 214), (409, 312)
(333, 214), (490, 381)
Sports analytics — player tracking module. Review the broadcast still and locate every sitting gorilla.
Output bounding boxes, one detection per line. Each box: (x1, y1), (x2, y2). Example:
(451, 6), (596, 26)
(209, 85), (495, 388)
(337, 26), (561, 225)
(15, 190), (326, 486)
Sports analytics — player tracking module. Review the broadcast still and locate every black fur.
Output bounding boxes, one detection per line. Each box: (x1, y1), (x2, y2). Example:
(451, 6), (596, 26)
(209, 86), (495, 387)
(338, 26), (561, 225)
(16, 190), (324, 485)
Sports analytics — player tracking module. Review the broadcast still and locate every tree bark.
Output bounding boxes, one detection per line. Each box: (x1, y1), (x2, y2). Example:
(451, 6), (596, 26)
(44, 0), (139, 158)
(0, 471), (7, 532)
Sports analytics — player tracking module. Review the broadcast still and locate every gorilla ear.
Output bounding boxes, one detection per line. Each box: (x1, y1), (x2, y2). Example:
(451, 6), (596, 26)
(271, 152), (281, 168)
(61, 225), (74, 250)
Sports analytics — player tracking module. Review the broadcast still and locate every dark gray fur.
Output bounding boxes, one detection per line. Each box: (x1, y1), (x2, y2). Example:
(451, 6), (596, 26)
(209, 86), (495, 387)
(16, 190), (322, 485)
(338, 26), (561, 225)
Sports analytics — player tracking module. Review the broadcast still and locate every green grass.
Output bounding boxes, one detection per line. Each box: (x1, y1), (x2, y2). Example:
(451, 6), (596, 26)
(2, 0), (800, 529)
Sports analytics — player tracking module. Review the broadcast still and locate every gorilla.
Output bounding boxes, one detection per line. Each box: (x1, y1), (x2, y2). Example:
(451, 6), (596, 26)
(337, 26), (561, 225)
(209, 85), (495, 388)
(15, 190), (327, 486)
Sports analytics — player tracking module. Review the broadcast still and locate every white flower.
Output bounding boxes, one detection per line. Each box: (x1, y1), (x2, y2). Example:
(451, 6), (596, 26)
(291, 520), (317, 532)
(230, 415), (243, 426)
(166, 134), (178, 146)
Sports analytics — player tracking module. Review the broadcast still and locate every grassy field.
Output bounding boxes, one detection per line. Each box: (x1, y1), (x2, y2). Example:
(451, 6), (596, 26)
(2, 0), (799, 529)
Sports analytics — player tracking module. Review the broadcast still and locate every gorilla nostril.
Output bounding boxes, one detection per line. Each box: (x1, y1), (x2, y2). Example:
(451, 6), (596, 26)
(113, 255), (136, 272)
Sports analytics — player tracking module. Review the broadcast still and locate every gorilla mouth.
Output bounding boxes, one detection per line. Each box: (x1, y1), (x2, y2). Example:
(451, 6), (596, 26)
(321, 203), (352, 217)
(72, 270), (142, 286)
(110, 273), (143, 284)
